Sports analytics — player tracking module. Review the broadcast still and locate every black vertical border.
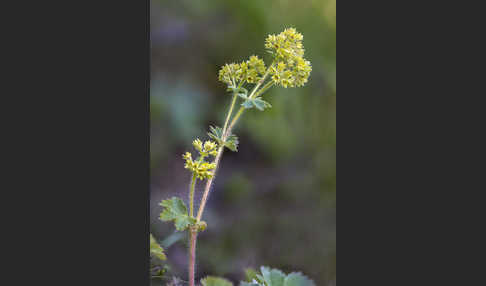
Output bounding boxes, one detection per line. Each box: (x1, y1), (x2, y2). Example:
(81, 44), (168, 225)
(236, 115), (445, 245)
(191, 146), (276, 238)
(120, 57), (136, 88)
(3, 0), (152, 284)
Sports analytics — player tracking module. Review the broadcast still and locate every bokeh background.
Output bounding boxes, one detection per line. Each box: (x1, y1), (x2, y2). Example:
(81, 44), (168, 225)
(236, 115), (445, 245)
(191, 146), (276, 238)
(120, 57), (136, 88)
(150, 0), (335, 285)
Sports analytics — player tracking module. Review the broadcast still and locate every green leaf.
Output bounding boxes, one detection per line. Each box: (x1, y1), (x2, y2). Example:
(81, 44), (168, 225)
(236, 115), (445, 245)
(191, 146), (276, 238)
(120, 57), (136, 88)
(241, 97), (271, 111)
(208, 125), (224, 145)
(208, 125), (238, 152)
(159, 197), (196, 231)
(261, 266), (285, 286)
(252, 97), (272, 111)
(283, 273), (315, 286)
(150, 234), (166, 260)
(241, 99), (254, 109)
(224, 134), (239, 152)
(201, 276), (234, 286)
(239, 267), (315, 286)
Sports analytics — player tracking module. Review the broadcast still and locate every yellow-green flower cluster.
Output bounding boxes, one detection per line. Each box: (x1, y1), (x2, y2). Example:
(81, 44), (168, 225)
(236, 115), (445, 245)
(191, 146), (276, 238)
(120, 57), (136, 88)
(218, 55), (266, 86)
(192, 139), (218, 157)
(265, 28), (312, 88)
(240, 55), (266, 84)
(218, 63), (241, 87)
(182, 139), (219, 180)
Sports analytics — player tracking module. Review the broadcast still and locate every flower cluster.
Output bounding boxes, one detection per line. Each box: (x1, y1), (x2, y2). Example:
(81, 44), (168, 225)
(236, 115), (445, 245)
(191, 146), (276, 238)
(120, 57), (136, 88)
(218, 55), (266, 87)
(218, 63), (241, 87)
(182, 139), (218, 180)
(265, 27), (304, 61)
(265, 28), (312, 88)
(240, 55), (266, 83)
(192, 139), (218, 157)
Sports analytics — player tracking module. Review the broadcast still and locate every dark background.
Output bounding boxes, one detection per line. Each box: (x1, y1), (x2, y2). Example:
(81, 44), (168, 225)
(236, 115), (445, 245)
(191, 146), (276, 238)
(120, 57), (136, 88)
(150, 0), (336, 285)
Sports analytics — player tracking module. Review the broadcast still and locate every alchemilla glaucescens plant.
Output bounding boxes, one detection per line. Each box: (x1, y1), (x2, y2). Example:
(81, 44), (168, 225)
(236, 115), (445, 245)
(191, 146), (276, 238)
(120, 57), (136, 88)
(151, 28), (315, 286)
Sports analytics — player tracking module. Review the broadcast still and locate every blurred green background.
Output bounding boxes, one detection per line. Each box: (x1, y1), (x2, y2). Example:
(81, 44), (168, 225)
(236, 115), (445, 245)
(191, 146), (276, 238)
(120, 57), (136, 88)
(150, 0), (335, 285)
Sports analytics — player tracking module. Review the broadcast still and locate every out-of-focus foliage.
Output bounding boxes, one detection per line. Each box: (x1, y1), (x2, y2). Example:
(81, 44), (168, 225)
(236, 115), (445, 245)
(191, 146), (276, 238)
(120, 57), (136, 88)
(201, 276), (234, 286)
(199, 267), (315, 286)
(150, 234), (169, 281)
(150, 234), (167, 261)
(240, 266), (315, 286)
(150, 0), (335, 285)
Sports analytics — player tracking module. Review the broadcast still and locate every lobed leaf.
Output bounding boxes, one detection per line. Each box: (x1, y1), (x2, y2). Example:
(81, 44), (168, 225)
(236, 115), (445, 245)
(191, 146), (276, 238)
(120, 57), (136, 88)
(283, 272), (315, 286)
(239, 266), (315, 286)
(224, 134), (239, 152)
(159, 197), (196, 231)
(241, 99), (254, 109)
(241, 97), (272, 111)
(208, 125), (224, 145)
(208, 125), (239, 152)
(252, 97), (272, 111)
(261, 267), (285, 286)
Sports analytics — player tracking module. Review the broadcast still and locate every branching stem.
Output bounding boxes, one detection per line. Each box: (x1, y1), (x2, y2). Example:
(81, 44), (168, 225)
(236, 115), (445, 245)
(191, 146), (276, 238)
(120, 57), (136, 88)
(190, 62), (276, 286)
(226, 62), (275, 134)
(196, 62), (274, 221)
(222, 93), (238, 133)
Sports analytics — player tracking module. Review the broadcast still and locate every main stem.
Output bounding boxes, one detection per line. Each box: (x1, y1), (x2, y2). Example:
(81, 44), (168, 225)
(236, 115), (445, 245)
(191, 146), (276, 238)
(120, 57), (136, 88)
(189, 229), (197, 286)
(196, 145), (224, 221)
(188, 173), (197, 286)
(188, 92), (237, 286)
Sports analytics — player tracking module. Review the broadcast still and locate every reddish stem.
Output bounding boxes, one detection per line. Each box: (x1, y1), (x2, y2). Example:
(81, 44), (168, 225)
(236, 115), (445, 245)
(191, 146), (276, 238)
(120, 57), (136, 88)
(189, 229), (197, 286)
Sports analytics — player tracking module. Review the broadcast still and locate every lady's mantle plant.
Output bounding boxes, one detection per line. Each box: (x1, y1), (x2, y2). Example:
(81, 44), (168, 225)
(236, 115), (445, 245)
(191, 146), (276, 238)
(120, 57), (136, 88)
(158, 28), (313, 286)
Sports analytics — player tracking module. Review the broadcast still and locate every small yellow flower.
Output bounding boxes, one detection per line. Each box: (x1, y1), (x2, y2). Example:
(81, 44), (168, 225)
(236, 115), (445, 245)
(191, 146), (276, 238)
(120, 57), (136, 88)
(192, 139), (203, 152)
(182, 152), (192, 161)
(203, 141), (217, 152)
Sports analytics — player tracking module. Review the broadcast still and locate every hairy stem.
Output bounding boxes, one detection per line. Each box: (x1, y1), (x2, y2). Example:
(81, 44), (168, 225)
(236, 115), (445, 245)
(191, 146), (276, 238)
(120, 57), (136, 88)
(188, 91), (238, 284)
(222, 93), (238, 132)
(226, 108), (245, 135)
(189, 173), (197, 217)
(253, 81), (274, 99)
(196, 146), (224, 221)
(188, 229), (197, 286)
